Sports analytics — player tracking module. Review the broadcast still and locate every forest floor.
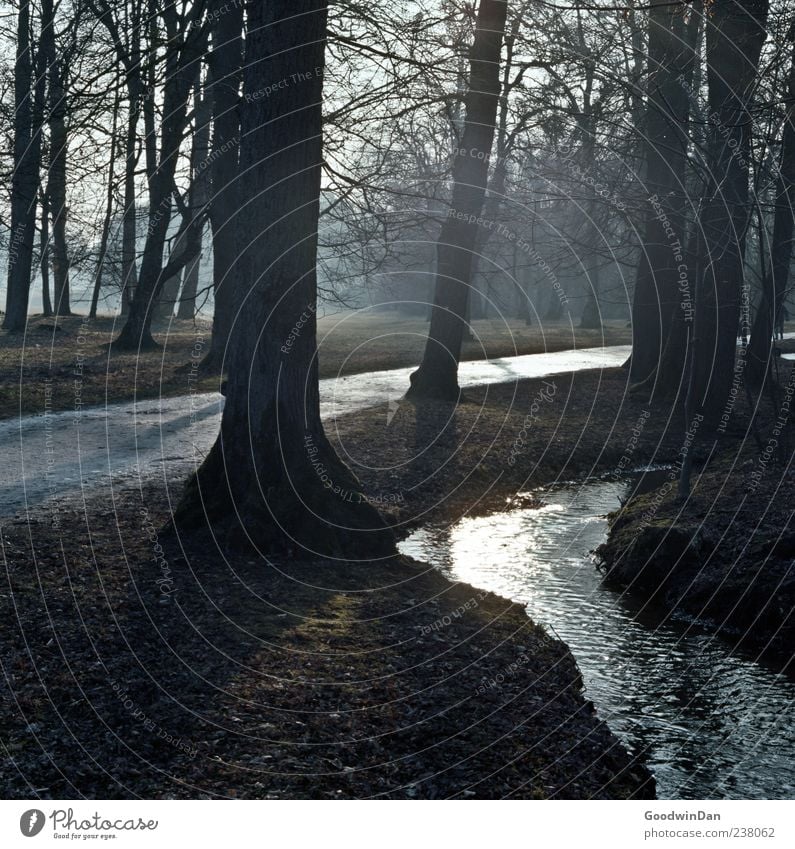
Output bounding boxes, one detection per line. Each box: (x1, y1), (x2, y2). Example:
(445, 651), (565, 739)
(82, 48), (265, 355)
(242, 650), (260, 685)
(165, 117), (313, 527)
(0, 367), (664, 800)
(343, 364), (795, 659)
(2, 335), (793, 798)
(0, 312), (631, 420)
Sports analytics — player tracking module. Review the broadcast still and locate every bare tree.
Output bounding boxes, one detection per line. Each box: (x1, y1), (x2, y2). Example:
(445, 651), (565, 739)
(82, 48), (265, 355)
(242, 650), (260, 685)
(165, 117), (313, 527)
(175, 0), (392, 555)
(407, 0), (509, 401)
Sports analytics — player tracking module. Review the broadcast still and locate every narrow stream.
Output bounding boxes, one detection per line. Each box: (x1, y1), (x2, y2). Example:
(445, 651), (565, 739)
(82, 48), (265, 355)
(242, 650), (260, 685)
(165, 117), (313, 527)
(399, 477), (795, 800)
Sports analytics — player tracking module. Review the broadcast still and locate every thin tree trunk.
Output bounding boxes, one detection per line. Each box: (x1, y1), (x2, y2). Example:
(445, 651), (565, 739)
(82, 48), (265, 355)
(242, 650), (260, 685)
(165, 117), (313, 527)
(42, 0), (71, 317)
(174, 0), (392, 557)
(120, 95), (139, 317)
(407, 0), (509, 401)
(40, 189), (52, 317)
(90, 87), (121, 319)
(177, 76), (212, 321)
(113, 9), (207, 349)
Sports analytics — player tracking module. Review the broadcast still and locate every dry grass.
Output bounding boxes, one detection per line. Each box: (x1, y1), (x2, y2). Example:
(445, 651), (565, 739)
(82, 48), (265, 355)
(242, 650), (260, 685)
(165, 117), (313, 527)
(0, 312), (631, 419)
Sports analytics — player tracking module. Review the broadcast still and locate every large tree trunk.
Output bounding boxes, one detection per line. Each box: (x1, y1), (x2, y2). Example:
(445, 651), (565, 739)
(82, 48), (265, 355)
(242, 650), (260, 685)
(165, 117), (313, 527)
(407, 0), (509, 401)
(3, 3), (42, 331)
(200, 0), (244, 372)
(748, 38), (795, 381)
(630, 0), (700, 390)
(174, 0), (392, 557)
(692, 0), (769, 430)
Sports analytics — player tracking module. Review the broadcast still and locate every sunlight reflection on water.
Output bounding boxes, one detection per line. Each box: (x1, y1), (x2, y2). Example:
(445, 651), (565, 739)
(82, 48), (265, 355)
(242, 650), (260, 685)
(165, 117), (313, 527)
(400, 478), (795, 800)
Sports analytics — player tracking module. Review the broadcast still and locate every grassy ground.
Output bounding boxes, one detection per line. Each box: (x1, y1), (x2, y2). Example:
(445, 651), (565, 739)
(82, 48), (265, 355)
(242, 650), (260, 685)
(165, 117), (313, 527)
(0, 312), (631, 420)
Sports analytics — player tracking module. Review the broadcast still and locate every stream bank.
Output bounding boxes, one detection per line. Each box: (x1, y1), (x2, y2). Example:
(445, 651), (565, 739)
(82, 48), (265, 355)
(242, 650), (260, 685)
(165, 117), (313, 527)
(0, 475), (652, 799)
(0, 366), (660, 800)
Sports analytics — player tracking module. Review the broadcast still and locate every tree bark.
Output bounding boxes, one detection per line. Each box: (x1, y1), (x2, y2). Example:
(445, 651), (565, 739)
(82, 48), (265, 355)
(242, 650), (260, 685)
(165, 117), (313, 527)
(90, 88), (121, 319)
(200, 0), (243, 372)
(174, 0), (393, 557)
(177, 76), (212, 320)
(112, 3), (208, 349)
(692, 0), (769, 430)
(40, 189), (52, 317)
(407, 0), (509, 401)
(630, 0), (700, 389)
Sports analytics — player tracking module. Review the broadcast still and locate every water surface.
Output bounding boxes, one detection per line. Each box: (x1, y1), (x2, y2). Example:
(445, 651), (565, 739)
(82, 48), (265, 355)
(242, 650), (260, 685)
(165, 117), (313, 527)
(400, 478), (795, 799)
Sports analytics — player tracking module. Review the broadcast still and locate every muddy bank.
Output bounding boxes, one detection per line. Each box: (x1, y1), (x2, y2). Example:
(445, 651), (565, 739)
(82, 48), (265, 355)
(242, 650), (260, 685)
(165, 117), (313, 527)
(0, 368), (662, 800)
(594, 454), (795, 657)
(326, 365), (792, 658)
(0, 477), (652, 799)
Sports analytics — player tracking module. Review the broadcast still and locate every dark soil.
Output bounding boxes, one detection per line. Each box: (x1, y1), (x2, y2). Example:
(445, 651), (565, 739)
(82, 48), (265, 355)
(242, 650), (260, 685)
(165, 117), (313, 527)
(4, 355), (792, 800)
(0, 367), (662, 800)
(0, 484), (650, 799)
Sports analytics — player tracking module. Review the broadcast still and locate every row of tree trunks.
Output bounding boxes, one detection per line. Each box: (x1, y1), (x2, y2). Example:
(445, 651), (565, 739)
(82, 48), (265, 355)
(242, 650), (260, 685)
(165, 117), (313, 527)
(89, 87), (120, 320)
(691, 0), (770, 430)
(747, 32), (795, 382)
(407, 0), (510, 401)
(42, 0), (71, 317)
(109, 2), (208, 349)
(3, 2), (46, 331)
